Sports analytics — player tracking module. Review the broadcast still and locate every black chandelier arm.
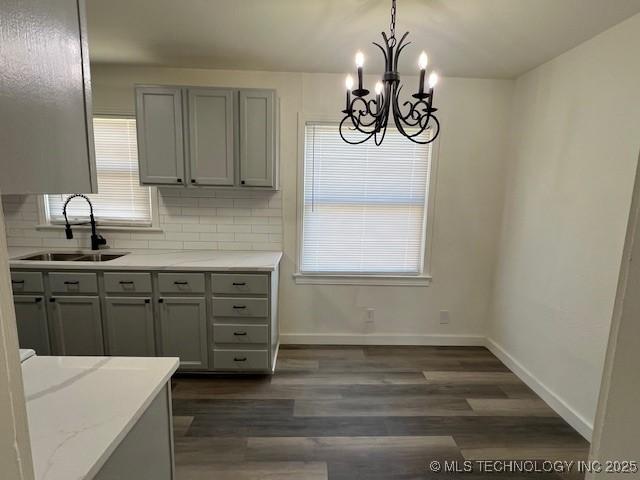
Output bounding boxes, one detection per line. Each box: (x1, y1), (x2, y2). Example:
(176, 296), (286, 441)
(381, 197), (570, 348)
(339, 116), (377, 145)
(391, 92), (440, 144)
(393, 32), (411, 72)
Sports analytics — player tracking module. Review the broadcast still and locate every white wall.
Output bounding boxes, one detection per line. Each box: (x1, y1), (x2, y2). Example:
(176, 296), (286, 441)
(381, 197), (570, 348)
(488, 13), (640, 438)
(1, 65), (514, 343)
(589, 151), (640, 477)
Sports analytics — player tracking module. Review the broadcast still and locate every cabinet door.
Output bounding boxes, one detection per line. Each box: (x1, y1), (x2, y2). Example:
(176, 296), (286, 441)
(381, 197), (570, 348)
(105, 297), (155, 357)
(158, 297), (208, 370)
(239, 89), (276, 188)
(48, 296), (104, 355)
(0, 0), (96, 194)
(187, 88), (235, 186)
(136, 86), (185, 185)
(14, 296), (50, 355)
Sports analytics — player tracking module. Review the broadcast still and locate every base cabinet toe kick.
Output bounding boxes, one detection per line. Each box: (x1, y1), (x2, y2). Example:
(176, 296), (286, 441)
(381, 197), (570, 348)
(10, 268), (280, 373)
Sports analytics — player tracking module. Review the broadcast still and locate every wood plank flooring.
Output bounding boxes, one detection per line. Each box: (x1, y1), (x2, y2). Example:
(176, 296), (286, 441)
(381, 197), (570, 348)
(172, 346), (589, 479)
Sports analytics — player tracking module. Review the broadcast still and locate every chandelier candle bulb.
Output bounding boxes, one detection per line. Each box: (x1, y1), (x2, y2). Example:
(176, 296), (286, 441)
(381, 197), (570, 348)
(375, 81), (384, 110)
(417, 51), (428, 95)
(345, 75), (354, 111)
(355, 51), (365, 92)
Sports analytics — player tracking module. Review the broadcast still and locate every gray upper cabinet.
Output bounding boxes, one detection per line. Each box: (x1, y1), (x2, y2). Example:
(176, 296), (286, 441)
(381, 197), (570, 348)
(0, 0), (96, 194)
(105, 297), (155, 357)
(134, 85), (278, 190)
(136, 86), (185, 185)
(48, 296), (104, 355)
(187, 88), (235, 186)
(158, 297), (208, 370)
(239, 89), (277, 188)
(14, 296), (50, 355)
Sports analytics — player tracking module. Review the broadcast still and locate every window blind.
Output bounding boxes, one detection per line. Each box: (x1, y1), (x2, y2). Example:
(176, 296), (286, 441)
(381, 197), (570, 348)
(46, 117), (152, 226)
(301, 123), (432, 275)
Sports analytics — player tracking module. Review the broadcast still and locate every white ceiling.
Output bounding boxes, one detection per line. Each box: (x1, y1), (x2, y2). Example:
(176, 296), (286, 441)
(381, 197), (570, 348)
(86, 0), (640, 78)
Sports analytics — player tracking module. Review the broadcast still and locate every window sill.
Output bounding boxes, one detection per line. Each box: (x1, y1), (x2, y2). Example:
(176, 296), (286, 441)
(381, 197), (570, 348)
(293, 273), (432, 287)
(35, 224), (162, 233)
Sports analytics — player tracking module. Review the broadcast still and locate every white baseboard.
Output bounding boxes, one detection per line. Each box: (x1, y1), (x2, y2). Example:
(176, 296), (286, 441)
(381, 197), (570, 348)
(485, 337), (593, 441)
(279, 333), (485, 346)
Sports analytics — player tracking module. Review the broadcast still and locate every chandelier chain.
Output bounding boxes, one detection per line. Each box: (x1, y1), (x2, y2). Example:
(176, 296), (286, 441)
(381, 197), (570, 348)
(389, 0), (397, 46)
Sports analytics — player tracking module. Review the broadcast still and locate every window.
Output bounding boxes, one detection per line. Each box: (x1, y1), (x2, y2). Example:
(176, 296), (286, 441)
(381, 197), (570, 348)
(45, 117), (153, 227)
(299, 122), (434, 279)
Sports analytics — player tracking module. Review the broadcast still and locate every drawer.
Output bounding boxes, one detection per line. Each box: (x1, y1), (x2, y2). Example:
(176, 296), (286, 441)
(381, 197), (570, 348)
(158, 273), (204, 294)
(213, 324), (269, 344)
(104, 272), (152, 294)
(213, 349), (269, 371)
(212, 274), (268, 295)
(11, 272), (44, 293)
(212, 297), (269, 318)
(49, 272), (98, 294)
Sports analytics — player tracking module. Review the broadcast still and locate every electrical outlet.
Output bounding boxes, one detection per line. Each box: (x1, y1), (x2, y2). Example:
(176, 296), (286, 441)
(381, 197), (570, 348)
(439, 310), (450, 324)
(364, 308), (375, 333)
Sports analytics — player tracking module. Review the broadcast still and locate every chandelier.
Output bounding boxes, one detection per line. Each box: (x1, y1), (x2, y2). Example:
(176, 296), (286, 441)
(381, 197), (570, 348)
(340, 0), (440, 146)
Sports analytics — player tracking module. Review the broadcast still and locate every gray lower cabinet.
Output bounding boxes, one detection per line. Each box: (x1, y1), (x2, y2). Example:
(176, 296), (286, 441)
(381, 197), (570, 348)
(48, 296), (104, 355)
(158, 297), (208, 370)
(104, 297), (155, 357)
(9, 267), (280, 372)
(13, 295), (50, 355)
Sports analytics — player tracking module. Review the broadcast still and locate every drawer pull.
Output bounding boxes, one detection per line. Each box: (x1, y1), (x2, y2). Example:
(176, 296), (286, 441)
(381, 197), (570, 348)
(233, 331), (247, 336)
(233, 357), (247, 362)
(64, 281), (80, 285)
(232, 282), (247, 286)
(232, 305), (247, 309)
(144, 299), (151, 304)
(173, 281), (189, 285)
(49, 298), (56, 303)
(119, 281), (134, 285)
(11, 280), (25, 284)
(34, 297), (42, 303)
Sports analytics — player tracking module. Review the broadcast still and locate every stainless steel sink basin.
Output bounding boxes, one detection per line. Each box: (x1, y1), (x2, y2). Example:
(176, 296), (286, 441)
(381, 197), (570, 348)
(18, 251), (129, 262)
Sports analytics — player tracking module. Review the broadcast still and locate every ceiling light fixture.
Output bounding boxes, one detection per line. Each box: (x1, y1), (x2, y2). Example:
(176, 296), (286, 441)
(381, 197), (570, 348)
(340, 0), (440, 145)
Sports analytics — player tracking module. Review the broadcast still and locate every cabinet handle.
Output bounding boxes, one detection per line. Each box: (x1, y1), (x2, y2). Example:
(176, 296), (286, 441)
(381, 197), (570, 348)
(191, 179), (196, 183)
(241, 180), (246, 185)
(233, 331), (247, 336)
(49, 298), (56, 303)
(34, 297), (42, 303)
(232, 305), (246, 309)
(177, 178), (183, 183)
(64, 281), (79, 285)
(233, 357), (247, 362)
(144, 299), (151, 304)
(119, 281), (134, 285)
(158, 299), (164, 303)
(11, 280), (25, 284)
(173, 281), (188, 285)
(232, 282), (246, 286)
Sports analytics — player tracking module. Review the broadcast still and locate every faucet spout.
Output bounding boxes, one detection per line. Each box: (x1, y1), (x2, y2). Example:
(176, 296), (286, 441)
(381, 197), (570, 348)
(62, 194), (108, 251)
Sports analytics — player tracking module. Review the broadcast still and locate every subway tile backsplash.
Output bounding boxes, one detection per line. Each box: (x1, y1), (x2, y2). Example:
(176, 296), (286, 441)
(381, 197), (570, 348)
(1, 188), (282, 252)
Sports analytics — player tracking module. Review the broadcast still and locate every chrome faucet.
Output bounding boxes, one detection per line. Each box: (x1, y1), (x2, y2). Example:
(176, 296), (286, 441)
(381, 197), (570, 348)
(62, 194), (107, 250)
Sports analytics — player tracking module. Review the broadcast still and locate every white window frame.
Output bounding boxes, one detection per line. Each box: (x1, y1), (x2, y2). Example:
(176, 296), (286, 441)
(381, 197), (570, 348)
(36, 114), (161, 232)
(294, 114), (439, 286)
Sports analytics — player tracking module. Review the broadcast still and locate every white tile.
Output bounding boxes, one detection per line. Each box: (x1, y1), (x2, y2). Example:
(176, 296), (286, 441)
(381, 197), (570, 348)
(251, 225), (282, 234)
(234, 216), (269, 225)
(217, 224), (252, 233)
(148, 240), (184, 249)
(219, 208), (251, 217)
(235, 233), (270, 242)
(182, 224), (217, 233)
(252, 208), (281, 217)
(113, 239), (149, 249)
(165, 232), (197, 241)
(199, 232), (236, 242)
(197, 198), (234, 208)
(183, 241), (218, 250)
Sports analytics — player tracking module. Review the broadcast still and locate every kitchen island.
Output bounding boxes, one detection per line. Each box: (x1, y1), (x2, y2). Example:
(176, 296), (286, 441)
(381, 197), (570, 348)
(22, 355), (179, 480)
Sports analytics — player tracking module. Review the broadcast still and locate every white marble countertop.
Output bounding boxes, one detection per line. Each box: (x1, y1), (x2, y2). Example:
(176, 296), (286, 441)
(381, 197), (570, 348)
(8, 247), (282, 272)
(22, 356), (179, 480)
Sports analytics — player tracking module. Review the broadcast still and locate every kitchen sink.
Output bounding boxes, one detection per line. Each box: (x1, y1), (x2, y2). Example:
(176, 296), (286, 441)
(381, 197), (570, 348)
(18, 251), (129, 262)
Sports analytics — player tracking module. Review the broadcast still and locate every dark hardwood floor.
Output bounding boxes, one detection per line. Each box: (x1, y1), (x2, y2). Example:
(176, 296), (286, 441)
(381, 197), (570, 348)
(171, 346), (589, 479)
